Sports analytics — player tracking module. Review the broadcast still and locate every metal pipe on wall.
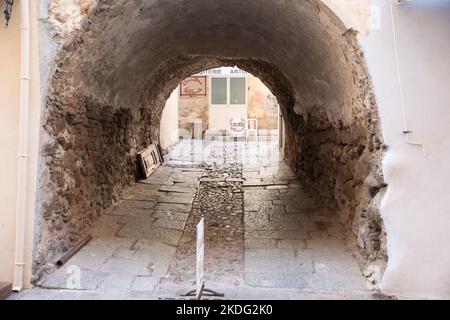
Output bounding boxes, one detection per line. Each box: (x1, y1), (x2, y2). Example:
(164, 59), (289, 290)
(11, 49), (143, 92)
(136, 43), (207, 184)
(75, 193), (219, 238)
(389, 0), (427, 156)
(12, 0), (31, 292)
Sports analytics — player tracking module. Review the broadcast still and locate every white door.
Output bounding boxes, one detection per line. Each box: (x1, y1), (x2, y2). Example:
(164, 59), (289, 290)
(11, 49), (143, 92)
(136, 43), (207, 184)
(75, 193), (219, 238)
(209, 76), (247, 130)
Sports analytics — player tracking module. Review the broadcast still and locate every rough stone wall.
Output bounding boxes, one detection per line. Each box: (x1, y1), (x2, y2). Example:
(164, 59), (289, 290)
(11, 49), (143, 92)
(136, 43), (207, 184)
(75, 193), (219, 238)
(247, 75), (279, 130)
(35, 88), (156, 276)
(47, 0), (97, 37)
(178, 79), (209, 135)
(284, 32), (388, 285)
(35, 0), (388, 286)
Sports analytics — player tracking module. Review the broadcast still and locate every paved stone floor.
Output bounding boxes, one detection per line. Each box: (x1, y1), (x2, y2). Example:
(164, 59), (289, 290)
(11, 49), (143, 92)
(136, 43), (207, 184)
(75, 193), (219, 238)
(10, 139), (375, 300)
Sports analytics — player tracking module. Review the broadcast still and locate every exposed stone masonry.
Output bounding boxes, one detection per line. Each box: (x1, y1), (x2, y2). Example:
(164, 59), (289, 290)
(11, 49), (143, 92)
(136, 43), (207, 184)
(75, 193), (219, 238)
(35, 92), (156, 278)
(36, 0), (388, 286)
(166, 142), (244, 286)
(284, 33), (388, 283)
(15, 140), (378, 300)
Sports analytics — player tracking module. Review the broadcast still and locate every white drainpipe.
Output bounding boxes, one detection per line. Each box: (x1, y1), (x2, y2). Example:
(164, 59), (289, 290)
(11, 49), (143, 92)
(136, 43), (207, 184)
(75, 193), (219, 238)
(13, 0), (31, 292)
(389, 0), (426, 156)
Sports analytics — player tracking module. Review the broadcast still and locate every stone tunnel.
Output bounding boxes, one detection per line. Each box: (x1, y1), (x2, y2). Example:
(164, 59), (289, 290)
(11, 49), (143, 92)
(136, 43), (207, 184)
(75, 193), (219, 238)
(36, 0), (387, 284)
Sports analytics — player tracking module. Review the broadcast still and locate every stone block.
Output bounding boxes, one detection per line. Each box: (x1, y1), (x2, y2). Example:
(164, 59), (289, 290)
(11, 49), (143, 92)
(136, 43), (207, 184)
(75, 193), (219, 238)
(244, 272), (307, 288)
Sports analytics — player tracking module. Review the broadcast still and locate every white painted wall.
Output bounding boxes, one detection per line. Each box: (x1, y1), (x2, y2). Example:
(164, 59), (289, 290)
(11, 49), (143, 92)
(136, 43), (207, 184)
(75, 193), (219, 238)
(0, 6), (20, 284)
(359, 0), (450, 299)
(322, 0), (371, 35)
(208, 71), (248, 130)
(160, 87), (180, 150)
(0, 0), (41, 287)
(209, 105), (248, 130)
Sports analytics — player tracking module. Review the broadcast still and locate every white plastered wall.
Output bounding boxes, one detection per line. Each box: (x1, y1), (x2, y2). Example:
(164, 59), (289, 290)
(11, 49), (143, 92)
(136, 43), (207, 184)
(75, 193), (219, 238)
(160, 87), (180, 150)
(359, 0), (450, 299)
(0, 0), (41, 287)
(0, 3), (20, 284)
(327, 0), (450, 299)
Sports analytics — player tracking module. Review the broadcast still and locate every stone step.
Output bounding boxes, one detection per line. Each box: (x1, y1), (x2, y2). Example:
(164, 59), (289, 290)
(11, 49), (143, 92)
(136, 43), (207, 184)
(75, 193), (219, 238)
(0, 282), (12, 300)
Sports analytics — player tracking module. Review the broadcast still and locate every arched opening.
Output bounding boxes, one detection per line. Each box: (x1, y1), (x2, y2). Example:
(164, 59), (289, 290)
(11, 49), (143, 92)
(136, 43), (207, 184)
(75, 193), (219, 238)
(160, 66), (282, 153)
(35, 0), (387, 297)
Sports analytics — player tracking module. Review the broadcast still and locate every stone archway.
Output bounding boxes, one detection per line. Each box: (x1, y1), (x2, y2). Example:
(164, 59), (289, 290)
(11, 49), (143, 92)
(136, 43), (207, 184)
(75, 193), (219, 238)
(36, 0), (387, 284)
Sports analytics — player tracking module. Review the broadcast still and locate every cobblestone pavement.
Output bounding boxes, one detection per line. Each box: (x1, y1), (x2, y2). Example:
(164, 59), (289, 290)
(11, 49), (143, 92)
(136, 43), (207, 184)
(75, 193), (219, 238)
(162, 142), (244, 290)
(11, 140), (374, 300)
